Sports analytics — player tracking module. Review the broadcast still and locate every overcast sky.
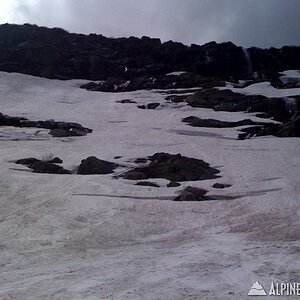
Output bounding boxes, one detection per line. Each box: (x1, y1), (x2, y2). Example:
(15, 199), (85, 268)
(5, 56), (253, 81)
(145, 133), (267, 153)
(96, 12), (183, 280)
(1, 0), (300, 48)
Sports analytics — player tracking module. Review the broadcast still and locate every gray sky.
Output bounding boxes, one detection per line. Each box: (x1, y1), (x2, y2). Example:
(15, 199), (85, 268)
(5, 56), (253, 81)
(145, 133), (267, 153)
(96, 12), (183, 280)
(1, 0), (300, 48)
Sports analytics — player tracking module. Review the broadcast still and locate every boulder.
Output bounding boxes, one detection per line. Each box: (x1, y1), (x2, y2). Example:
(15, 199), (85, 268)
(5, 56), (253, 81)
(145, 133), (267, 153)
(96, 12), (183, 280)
(212, 183), (231, 189)
(77, 156), (117, 174)
(174, 186), (211, 201)
(15, 158), (39, 165)
(49, 157), (63, 164)
(167, 181), (181, 187)
(123, 152), (220, 182)
(165, 95), (187, 103)
(186, 88), (242, 109)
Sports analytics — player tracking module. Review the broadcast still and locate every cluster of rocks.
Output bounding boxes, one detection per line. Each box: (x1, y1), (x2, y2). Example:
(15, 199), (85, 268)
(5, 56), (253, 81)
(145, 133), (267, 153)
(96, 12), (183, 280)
(174, 186), (212, 201)
(1, 24), (300, 82)
(238, 112), (300, 139)
(122, 152), (220, 182)
(0, 112), (92, 137)
(15, 156), (118, 175)
(81, 72), (225, 92)
(15, 157), (71, 174)
(15, 153), (233, 201)
(185, 88), (296, 121)
(183, 88), (300, 138)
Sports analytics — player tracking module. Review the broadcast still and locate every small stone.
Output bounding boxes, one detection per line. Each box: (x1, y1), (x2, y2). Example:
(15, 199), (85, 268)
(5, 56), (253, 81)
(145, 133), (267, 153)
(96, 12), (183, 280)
(167, 181), (181, 187)
(212, 183), (231, 189)
(135, 181), (159, 187)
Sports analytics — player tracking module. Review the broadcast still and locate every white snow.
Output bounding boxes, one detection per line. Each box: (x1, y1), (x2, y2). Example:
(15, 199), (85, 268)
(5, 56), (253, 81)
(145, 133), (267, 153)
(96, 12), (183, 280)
(166, 71), (187, 76)
(220, 80), (300, 98)
(279, 70), (300, 84)
(0, 71), (299, 299)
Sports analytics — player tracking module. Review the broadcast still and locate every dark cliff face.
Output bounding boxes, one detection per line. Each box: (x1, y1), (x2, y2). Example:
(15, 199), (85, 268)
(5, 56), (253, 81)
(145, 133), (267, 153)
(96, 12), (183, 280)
(0, 23), (299, 81)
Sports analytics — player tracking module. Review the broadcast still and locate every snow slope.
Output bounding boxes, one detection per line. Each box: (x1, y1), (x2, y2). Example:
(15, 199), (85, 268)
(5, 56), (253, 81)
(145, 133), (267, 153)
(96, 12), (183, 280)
(0, 72), (299, 299)
(219, 81), (300, 98)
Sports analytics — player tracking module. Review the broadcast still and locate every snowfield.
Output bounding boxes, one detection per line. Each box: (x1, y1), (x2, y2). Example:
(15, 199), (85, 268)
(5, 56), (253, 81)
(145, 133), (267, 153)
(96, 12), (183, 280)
(0, 71), (299, 299)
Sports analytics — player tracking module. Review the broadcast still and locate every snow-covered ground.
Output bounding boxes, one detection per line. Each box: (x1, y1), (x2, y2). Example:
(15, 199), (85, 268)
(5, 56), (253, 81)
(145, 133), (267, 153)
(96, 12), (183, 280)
(0, 71), (299, 299)
(220, 81), (300, 98)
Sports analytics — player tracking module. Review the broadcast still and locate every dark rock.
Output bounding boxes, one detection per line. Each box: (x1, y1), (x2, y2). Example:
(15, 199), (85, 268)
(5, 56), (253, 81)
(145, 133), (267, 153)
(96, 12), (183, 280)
(182, 116), (267, 128)
(186, 88), (293, 122)
(147, 103), (161, 109)
(49, 127), (91, 137)
(138, 103), (160, 110)
(123, 152), (220, 182)
(49, 157), (63, 164)
(15, 157), (70, 174)
(48, 128), (71, 137)
(116, 99), (136, 104)
(238, 113), (300, 138)
(114, 156), (122, 159)
(186, 88), (242, 109)
(134, 158), (148, 164)
(174, 186), (211, 201)
(275, 113), (300, 137)
(165, 95), (187, 103)
(30, 161), (71, 174)
(167, 181), (181, 187)
(0, 24), (300, 83)
(0, 112), (92, 137)
(77, 156), (117, 175)
(162, 88), (202, 95)
(15, 158), (39, 165)
(135, 181), (159, 187)
(82, 73), (225, 93)
(212, 183), (231, 189)
(123, 171), (148, 180)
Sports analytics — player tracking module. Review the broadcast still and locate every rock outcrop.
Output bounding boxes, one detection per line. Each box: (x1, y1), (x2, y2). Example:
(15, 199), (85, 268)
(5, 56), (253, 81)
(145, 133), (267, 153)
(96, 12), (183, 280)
(0, 112), (92, 137)
(174, 186), (211, 201)
(1, 24), (299, 83)
(182, 116), (267, 128)
(77, 156), (117, 174)
(122, 153), (220, 182)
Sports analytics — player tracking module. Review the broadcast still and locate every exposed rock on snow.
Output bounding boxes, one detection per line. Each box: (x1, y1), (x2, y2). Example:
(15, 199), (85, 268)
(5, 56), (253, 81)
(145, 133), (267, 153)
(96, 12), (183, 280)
(182, 116), (267, 128)
(186, 88), (292, 121)
(174, 186), (211, 201)
(238, 113), (300, 138)
(167, 181), (181, 187)
(123, 152), (220, 182)
(0, 112), (93, 137)
(81, 73), (225, 92)
(116, 99), (137, 104)
(77, 156), (118, 175)
(212, 183), (232, 189)
(123, 170), (148, 180)
(15, 158), (71, 174)
(16, 157), (63, 165)
(137, 103), (160, 110)
(165, 95), (187, 103)
(135, 181), (160, 187)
